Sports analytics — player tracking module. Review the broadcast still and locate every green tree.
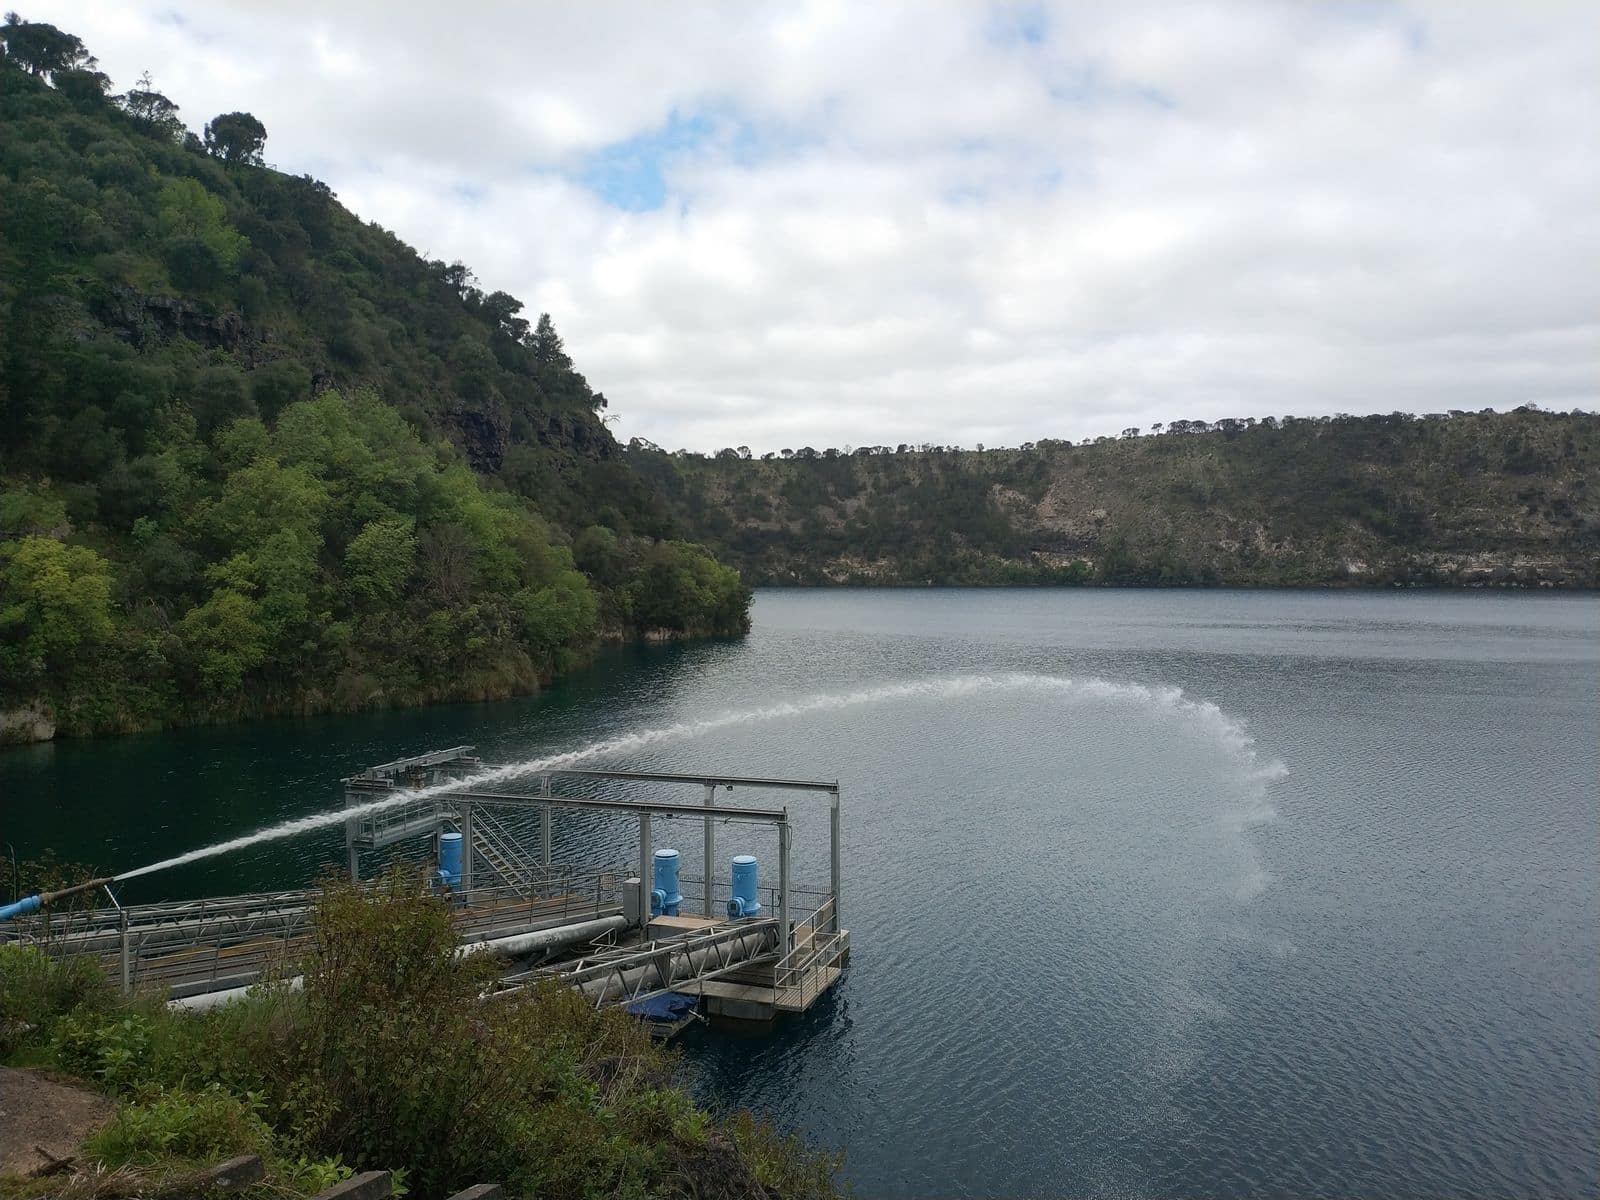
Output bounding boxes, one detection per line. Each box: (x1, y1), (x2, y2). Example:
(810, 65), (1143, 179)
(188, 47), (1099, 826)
(0, 537), (114, 688)
(120, 71), (185, 141)
(344, 516), (417, 606)
(529, 313), (572, 371)
(176, 588), (267, 696)
(203, 110), (267, 165)
(0, 13), (95, 79)
(157, 178), (248, 274)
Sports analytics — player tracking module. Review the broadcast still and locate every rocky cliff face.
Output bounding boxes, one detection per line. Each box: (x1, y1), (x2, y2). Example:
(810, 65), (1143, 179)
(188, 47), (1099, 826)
(94, 287), (262, 356)
(630, 410), (1600, 588)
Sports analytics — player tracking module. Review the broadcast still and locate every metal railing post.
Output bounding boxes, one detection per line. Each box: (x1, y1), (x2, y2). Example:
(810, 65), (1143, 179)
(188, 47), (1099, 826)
(119, 908), (131, 995)
(540, 774), (552, 868)
(461, 802), (474, 892)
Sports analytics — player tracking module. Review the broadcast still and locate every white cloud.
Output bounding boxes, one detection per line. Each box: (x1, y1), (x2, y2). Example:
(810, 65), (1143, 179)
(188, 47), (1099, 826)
(34, 0), (1600, 450)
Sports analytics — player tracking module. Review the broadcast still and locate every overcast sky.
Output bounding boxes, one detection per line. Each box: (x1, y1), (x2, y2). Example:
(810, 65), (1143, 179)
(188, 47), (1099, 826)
(38, 1), (1600, 451)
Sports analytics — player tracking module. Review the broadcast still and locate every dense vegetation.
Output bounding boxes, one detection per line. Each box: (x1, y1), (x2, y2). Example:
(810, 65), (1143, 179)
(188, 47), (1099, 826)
(630, 408), (1599, 587)
(0, 17), (748, 743)
(0, 873), (840, 1200)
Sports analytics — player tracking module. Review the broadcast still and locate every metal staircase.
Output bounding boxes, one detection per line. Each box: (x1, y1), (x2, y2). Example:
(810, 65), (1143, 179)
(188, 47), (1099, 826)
(470, 808), (544, 896)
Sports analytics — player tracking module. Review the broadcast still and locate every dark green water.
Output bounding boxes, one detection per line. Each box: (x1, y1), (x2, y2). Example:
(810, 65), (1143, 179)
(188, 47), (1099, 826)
(3, 588), (1597, 1199)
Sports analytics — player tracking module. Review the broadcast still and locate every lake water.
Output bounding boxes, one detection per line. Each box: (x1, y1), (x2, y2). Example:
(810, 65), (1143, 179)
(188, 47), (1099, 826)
(3, 589), (1596, 1198)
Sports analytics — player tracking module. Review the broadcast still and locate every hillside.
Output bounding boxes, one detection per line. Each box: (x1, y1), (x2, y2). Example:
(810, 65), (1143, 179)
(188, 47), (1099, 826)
(0, 19), (746, 743)
(628, 409), (1600, 587)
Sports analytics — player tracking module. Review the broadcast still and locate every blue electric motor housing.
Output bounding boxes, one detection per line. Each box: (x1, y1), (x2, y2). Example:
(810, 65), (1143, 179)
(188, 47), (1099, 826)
(436, 830), (463, 889)
(727, 854), (762, 918)
(651, 847), (682, 917)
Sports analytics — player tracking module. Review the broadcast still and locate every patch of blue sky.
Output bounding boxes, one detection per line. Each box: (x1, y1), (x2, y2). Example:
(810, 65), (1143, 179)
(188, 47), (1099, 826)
(575, 110), (714, 211)
(572, 106), (815, 211)
(985, 3), (1049, 48)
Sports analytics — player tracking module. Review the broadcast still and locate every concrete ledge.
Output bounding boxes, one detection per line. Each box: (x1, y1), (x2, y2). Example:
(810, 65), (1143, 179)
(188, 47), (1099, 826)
(157, 1153), (265, 1197)
(445, 1186), (504, 1200)
(197, 1154), (265, 1190)
(311, 1170), (391, 1200)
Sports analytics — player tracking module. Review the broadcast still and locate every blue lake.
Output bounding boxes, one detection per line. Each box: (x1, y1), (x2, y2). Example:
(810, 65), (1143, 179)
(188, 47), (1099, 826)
(4, 588), (1596, 1197)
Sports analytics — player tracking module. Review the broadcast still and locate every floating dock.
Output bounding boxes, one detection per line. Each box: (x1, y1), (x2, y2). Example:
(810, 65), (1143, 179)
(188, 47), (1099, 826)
(3, 747), (850, 1027)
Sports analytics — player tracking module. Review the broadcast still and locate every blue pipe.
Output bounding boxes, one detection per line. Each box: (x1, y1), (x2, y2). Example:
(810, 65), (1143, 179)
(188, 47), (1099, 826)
(727, 854), (762, 918)
(0, 894), (42, 921)
(651, 848), (681, 917)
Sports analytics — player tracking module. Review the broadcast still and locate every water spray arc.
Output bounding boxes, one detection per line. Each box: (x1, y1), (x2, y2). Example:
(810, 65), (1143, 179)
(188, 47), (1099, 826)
(105, 672), (1285, 886)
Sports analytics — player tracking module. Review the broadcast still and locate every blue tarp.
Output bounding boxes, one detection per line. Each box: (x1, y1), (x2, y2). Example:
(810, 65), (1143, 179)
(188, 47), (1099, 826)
(626, 991), (699, 1021)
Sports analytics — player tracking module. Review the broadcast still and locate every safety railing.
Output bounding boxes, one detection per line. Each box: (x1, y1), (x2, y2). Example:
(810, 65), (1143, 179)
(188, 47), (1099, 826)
(771, 896), (846, 1010)
(349, 790), (457, 849)
(674, 874), (832, 923)
(4, 871), (630, 998)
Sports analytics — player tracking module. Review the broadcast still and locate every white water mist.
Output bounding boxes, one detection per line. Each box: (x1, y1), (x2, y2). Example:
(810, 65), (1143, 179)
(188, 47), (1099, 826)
(115, 673), (1285, 882)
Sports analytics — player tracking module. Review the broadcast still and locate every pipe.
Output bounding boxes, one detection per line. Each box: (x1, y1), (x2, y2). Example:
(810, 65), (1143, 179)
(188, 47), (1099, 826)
(453, 915), (628, 960)
(0, 895), (41, 921)
(0, 877), (115, 921)
(572, 924), (778, 1006)
(169, 977), (302, 1013)
(167, 914), (629, 1012)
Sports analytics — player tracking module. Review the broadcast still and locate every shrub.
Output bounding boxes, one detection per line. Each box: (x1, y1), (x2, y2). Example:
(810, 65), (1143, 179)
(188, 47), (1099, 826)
(0, 944), (110, 1055)
(84, 1084), (270, 1168)
(51, 1011), (153, 1091)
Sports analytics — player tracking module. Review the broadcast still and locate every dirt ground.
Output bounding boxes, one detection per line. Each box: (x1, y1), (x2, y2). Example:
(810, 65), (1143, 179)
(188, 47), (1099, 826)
(0, 1066), (117, 1178)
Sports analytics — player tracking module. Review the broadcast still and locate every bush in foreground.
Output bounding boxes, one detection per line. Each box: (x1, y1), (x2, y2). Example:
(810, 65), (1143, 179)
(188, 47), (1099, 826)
(0, 874), (839, 1200)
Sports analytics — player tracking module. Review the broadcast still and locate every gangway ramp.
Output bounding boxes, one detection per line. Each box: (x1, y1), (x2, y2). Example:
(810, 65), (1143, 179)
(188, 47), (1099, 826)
(499, 917), (782, 1009)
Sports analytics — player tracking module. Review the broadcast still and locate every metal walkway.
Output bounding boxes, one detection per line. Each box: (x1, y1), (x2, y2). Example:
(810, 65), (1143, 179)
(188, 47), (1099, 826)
(9, 876), (625, 1000)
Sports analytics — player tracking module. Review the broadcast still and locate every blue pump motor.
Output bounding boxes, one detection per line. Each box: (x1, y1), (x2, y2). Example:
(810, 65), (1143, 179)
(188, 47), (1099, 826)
(650, 848), (682, 917)
(727, 854), (762, 918)
(436, 830), (463, 889)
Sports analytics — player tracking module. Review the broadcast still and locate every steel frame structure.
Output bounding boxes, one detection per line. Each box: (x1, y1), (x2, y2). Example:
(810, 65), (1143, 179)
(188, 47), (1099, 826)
(342, 751), (843, 958)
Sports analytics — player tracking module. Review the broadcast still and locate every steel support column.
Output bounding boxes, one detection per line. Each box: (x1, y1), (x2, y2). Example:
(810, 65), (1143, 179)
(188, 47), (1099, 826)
(830, 789), (842, 933)
(460, 802), (474, 891)
(778, 817), (791, 956)
(703, 783), (717, 918)
(638, 812), (651, 923)
(344, 790), (360, 883)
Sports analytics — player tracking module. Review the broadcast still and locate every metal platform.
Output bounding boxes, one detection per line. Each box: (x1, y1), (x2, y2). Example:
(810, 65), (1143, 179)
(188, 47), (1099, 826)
(6, 749), (851, 1022)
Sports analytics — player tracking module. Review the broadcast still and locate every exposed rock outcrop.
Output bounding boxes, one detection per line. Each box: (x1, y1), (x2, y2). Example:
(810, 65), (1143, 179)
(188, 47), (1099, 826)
(92, 286), (260, 357)
(0, 703), (55, 745)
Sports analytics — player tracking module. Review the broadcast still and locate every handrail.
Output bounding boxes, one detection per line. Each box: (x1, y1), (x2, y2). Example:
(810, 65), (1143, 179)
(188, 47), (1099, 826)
(772, 895), (845, 1006)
